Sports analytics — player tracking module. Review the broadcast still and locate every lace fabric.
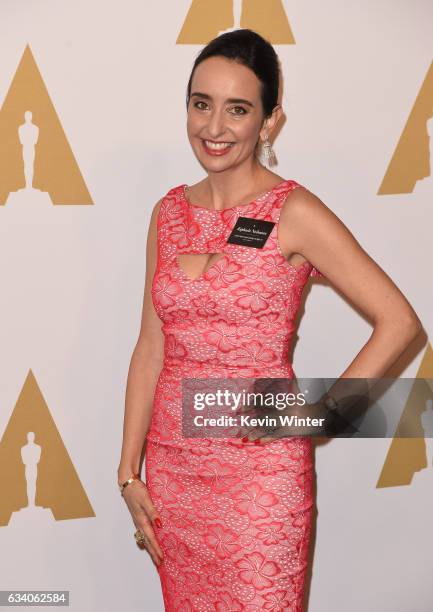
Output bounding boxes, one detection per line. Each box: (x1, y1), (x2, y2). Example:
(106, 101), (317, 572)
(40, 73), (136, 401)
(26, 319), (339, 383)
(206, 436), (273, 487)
(146, 179), (320, 610)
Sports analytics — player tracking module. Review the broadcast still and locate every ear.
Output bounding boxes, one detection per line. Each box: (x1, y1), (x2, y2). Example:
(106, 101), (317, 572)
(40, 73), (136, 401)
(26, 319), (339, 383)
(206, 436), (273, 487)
(259, 104), (283, 142)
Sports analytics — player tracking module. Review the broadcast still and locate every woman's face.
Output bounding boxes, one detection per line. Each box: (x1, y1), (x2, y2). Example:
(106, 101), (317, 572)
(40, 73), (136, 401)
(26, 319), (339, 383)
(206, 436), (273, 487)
(186, 56), (270, 172)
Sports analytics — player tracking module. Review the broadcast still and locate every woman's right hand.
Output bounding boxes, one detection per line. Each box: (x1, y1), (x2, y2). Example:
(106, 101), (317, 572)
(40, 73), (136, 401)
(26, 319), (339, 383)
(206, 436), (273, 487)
(121, 480), (164, 567)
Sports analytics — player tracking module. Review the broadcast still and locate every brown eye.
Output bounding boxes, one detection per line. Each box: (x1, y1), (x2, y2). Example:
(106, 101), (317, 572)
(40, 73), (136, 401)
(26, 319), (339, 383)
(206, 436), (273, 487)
(230, 106), (247, 116)
(194, 101), (208, 110)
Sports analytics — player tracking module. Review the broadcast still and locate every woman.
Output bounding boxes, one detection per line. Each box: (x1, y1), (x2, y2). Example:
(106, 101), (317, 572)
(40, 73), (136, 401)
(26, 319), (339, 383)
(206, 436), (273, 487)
(117, 29), (422, 611)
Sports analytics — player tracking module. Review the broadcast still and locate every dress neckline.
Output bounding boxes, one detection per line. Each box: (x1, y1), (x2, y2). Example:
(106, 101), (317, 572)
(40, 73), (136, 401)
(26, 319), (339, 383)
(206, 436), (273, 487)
(181, 179), (290, 212)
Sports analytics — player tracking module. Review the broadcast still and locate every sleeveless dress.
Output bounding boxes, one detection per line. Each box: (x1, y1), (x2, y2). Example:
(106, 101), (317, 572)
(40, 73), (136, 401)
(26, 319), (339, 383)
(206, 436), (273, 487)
(146, 178), (324, 611)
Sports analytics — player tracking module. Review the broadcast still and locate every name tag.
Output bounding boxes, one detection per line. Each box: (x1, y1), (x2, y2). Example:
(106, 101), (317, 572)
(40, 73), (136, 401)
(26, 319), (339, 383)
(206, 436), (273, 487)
(226, 216), (275, 249)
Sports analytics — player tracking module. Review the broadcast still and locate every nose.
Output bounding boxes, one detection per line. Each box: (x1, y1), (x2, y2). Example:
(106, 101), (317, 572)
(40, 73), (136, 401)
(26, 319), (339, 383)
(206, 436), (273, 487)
(206, 107), (228, 139)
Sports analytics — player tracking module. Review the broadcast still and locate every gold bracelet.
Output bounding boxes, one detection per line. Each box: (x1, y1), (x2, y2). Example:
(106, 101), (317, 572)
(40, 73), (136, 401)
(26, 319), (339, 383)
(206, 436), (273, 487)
(118, 473), (141, 495)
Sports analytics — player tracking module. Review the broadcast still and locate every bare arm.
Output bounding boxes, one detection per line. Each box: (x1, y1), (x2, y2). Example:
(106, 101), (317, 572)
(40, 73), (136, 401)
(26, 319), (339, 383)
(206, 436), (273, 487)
(280, 187), (423, 379)
(117, 198), (165, 484)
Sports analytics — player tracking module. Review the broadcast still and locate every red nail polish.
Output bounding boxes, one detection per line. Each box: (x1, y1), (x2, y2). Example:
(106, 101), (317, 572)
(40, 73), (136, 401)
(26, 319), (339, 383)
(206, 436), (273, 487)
(241, 436), (249, 443)
(254, 438), (261, 444)
(154, 517), (162, 528)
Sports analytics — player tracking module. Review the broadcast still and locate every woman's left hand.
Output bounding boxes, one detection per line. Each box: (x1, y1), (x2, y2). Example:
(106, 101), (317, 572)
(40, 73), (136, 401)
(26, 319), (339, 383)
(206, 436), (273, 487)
(235, 400), (329, 444)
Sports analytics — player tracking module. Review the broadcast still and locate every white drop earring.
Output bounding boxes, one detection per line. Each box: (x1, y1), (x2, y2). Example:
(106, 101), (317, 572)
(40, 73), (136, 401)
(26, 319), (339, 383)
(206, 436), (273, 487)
(260, 135), (278, 167)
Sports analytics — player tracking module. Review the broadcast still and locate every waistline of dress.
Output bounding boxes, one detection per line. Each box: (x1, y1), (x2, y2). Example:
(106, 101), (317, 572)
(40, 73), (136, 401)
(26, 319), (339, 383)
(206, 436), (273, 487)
(159, 361), (295, 379)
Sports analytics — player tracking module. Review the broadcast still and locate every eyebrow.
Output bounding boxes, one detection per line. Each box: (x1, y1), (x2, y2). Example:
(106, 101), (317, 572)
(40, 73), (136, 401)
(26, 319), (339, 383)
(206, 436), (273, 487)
(190, 92), (254, 108)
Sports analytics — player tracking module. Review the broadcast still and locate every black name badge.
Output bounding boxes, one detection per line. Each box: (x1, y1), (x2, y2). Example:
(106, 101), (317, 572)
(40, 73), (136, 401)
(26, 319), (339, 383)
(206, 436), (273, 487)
(226, 216), (275, 249)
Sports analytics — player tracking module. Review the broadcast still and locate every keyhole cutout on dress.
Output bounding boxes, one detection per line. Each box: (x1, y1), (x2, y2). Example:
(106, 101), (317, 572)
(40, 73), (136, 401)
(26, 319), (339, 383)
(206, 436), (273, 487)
(176, 252), (226, 281)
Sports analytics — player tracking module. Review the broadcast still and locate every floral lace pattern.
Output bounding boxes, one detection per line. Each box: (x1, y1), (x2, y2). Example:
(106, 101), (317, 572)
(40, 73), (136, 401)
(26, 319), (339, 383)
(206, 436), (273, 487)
(146, 179), (323, 610)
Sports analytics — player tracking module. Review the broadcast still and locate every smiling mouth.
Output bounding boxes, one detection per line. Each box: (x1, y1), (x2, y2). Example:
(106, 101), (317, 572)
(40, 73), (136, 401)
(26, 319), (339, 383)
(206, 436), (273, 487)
(202, 139), (234, 150)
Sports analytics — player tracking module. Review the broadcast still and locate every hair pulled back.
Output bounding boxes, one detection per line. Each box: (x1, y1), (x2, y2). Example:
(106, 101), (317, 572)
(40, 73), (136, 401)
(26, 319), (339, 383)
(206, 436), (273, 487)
(186, 28), (280, 119)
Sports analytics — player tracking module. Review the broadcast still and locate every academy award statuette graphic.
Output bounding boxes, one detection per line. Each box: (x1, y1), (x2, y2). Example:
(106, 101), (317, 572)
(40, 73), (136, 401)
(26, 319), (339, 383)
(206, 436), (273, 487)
(0, 45), (93, 207)
(0, 370), (95, 528)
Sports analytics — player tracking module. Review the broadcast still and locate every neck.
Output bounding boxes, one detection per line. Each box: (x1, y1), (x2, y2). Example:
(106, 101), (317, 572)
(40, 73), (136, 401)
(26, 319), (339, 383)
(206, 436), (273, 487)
(203, 163), (278, 208)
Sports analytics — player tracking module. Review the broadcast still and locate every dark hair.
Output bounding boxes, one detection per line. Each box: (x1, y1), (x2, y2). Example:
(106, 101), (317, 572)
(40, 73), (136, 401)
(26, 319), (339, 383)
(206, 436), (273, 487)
(186, 29), (280, 119)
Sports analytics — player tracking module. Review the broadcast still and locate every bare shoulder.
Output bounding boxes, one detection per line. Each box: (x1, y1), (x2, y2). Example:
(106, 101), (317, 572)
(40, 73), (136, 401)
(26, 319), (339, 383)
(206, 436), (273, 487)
(278, 183), (421, 330)
(144, 197), (165, 258)
(147, 196), (164, 229)
(152, 196), (164, 217)
(280, 184), (349, 248)
(281, 184), (337, 226)
(276, 184), (341, 265)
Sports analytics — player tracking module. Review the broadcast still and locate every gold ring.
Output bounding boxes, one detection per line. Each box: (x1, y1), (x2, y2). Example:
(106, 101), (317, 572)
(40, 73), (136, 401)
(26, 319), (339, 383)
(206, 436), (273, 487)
(134, 529), (147, 545)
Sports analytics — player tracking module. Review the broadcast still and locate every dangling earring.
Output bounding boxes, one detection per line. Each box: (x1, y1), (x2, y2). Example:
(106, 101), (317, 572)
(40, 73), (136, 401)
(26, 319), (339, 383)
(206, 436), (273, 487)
(259, 135), (277, 167)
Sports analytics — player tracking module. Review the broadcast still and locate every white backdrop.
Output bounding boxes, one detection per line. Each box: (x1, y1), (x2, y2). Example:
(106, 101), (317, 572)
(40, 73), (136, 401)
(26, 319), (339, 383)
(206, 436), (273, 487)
(0, 1), (432, 611)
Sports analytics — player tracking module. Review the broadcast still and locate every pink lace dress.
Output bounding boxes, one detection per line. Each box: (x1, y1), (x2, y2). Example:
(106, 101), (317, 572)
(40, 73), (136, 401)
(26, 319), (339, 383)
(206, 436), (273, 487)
(146, 178), (324, 611)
